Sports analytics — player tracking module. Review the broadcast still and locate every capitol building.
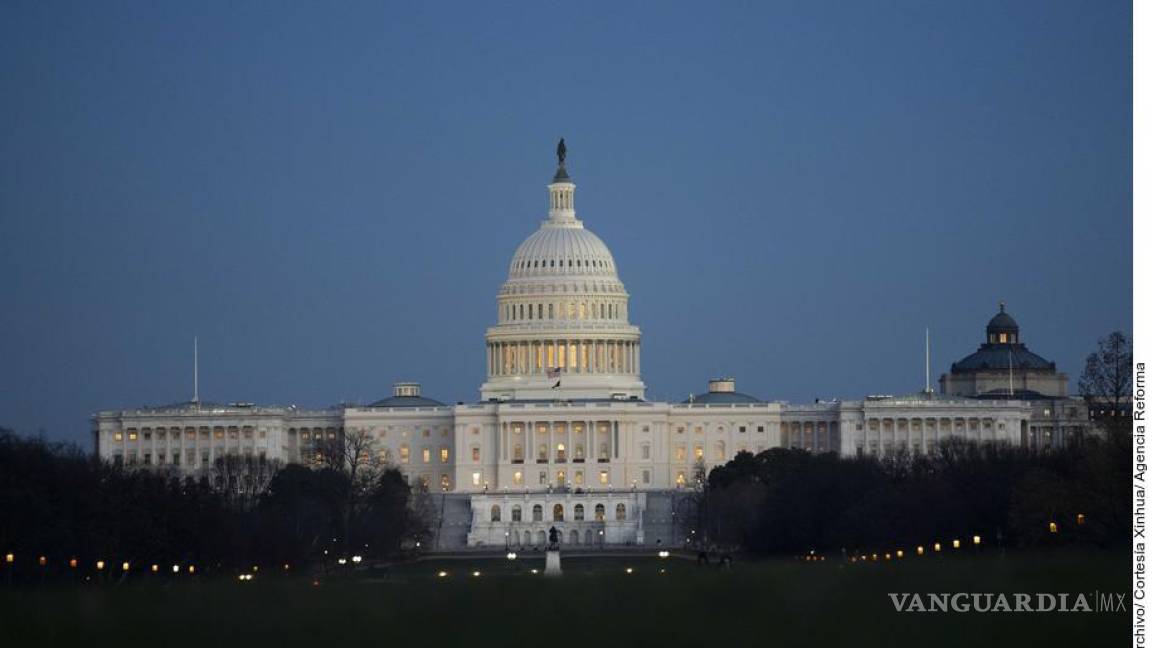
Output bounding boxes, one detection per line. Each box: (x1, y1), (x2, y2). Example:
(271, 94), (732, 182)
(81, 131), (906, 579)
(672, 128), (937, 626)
(92, 143), (1096, 548)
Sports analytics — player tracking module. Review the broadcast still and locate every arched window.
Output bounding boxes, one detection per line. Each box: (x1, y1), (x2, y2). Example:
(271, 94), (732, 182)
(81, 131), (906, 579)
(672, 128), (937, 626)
(574, 504), (585, 521)
(615, 503), (626, 520)
(570, 529), (580, 544)
(594, 504), (605, 521)
(512, 505), (522, 522)
(537, 530), (546, 545)
(553, 504), (564, 521)
(584, 529), (593, 544)
(490, 505), (501, 522)
(532, 504), (543, 522)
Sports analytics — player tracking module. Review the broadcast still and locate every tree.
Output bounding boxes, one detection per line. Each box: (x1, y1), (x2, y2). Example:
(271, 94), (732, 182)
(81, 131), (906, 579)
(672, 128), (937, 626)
(1078, 331), (1133, 440)
(314, 428), (384, 554)
(210, 455), (281, 510)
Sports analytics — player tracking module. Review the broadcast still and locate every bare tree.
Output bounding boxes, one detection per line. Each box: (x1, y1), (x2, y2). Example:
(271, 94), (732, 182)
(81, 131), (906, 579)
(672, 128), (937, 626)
(314, 428), (386, 553)
(1078, 331), (1133, 440)
(210, 454), (282, 510)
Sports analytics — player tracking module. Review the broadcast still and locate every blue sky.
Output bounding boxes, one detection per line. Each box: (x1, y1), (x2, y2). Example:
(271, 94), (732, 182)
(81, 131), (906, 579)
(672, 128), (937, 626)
(0, 1), (1131, 446)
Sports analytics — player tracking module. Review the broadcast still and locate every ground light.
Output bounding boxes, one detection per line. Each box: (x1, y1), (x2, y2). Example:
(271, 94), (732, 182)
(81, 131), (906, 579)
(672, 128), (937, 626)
(1077, 513), (1086, 525)
(437, 571), (448, 578)
(506, 552), (517, 560)
(973, 535), (981, 546)
(625, 567), (633, 574)
(658, 550), (670, 558)
(188, 565), (195, 575)
(896, 550), (904, 559)
(172, 565), (180, 574)
(530, 569), (538, 575)
(933, 542), (941, 552)
(472, 571), (481, 577)
(337, 558), (347, 565)
(4, 553), (12, 564)
(1049, 521), (1059, 534)
(122, 562), (130, 572)
(916, 546), (924, 556)
(39, 556), (46, 566)
(151, 564), (159, 573)
(69, 558), (77, 568)
(352, 555), (363, 564)
(952, 539), (960, 549)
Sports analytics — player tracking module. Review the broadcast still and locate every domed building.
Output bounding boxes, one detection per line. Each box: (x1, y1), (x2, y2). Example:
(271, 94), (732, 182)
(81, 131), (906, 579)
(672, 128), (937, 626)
(939, 303), (1068, 399)
(94, 141), (1066, 549)
(480, 154), (644, 401)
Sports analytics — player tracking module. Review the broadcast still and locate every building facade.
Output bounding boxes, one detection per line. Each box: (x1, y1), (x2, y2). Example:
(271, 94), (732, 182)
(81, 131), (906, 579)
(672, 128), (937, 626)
(92, 146), (1085, 546)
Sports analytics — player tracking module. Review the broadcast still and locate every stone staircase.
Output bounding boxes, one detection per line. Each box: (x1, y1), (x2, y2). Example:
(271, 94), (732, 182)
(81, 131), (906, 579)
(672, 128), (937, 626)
(431, 493), (474, 551)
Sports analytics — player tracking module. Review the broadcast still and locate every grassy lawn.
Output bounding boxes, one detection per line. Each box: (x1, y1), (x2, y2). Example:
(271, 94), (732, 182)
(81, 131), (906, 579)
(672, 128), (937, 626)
(0, 549), (1129, 647)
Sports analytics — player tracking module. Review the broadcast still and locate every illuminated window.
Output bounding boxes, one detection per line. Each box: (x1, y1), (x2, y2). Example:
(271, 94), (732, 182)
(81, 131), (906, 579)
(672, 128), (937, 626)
(440, 448), (449, 463)
(594, 504), (605, 521)
(675, 472), (687, 487)
(422, 448), (431, 464)
(471, 446), (480, 462)
(128, 429), (138, 441)
(599, 470), (609, 485)
(675, 446), (686, 462)
(694, 446), (704, 461)
(471, 472), (481, 486)
(513, 471), (523, 486)
(113, 432), (123, 441)
(556, 443), (567, 461)
(440, 474), (451, 490)
(553, 504), (564, 521)
(574, 470), (584, 485)
(400, 445), (410, 463)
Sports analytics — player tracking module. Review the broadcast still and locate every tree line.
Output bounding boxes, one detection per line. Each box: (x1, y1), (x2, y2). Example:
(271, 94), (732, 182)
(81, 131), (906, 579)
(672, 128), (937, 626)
(0, 429), (430, 580)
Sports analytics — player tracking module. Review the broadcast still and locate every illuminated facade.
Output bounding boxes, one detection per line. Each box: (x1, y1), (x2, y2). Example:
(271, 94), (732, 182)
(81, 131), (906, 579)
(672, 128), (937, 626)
(93, 145), (1061, 547)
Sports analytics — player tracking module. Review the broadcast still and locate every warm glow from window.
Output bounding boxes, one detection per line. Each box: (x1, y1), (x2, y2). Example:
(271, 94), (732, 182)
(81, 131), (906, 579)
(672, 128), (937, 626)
(440, 448), (449, 463)
(599, 471), (609, 485)
(472, 472), (481, 486)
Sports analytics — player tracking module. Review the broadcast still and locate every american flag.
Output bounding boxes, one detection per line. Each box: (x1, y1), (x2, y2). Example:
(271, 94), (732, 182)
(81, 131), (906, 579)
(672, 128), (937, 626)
(546, 367), (561, 379)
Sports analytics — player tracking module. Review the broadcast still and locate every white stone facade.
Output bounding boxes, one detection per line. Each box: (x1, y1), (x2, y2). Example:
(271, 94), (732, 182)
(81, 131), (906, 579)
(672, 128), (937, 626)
(91, 148), (1060, 534)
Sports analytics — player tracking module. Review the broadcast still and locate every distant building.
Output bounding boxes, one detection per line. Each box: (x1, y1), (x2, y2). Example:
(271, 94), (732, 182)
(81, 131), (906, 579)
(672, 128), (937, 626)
(940, 303), (1091, 447)
(92, 143), (1097, 547)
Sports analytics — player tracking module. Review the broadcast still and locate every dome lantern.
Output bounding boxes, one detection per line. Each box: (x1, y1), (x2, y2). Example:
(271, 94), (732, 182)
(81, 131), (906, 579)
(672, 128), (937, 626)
(986, 301), (1020, 344)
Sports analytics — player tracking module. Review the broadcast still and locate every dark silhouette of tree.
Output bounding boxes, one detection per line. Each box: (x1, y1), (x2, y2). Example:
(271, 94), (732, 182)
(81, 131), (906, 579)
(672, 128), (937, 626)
(1078, 331), (1133, 441)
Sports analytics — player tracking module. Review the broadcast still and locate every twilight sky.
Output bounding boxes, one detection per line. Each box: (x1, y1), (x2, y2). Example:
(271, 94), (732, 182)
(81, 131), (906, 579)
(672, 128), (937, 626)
(0, 1), (1132, 447)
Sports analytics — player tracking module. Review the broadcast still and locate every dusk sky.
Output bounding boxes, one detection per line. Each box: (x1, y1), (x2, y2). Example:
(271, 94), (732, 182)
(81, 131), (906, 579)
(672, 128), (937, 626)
(0, 1), (1131, 447)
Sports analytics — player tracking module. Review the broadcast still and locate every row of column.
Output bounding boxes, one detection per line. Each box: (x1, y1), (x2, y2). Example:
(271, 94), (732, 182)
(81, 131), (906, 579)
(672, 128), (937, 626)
(859, 417), (995, 455)
(500, 420), (616, 464)
(487, 339), (639, 377)
(781, 421), (839, 453)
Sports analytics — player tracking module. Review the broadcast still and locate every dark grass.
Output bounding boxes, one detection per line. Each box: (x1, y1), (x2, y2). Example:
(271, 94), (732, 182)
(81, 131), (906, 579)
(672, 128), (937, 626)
(0, 549), (1129, 647)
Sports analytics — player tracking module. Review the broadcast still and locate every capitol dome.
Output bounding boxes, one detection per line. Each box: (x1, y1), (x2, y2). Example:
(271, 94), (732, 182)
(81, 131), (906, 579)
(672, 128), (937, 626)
(480, 141), (645, 402)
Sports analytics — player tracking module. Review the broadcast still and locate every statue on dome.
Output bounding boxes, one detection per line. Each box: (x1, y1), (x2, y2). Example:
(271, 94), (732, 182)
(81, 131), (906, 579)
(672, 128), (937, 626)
(556, 138), (567, 165)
